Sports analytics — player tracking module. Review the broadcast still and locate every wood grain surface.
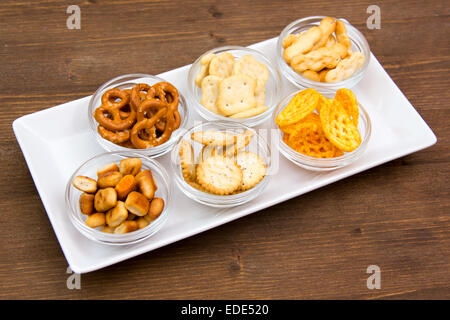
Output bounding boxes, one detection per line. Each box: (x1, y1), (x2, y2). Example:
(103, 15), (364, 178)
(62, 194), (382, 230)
(0, 0), (449, 300)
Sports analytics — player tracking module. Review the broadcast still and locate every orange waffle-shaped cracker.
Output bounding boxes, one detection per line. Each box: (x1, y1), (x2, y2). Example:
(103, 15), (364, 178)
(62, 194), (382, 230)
(275, 88), (320, 127)
(335, 88), (359, 126)
(320, 98), (361, 152)
(279, 112), (320, 135)
(284, 114), (343, 158)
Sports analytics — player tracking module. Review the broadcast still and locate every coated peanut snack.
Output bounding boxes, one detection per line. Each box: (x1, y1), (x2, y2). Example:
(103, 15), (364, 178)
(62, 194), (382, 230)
(276, 88), (361, 157)
(282, 17), (365, 83)
(195, 52), (270, 118)
(72, 158), (165, 234)
(179, 129), (267, 195)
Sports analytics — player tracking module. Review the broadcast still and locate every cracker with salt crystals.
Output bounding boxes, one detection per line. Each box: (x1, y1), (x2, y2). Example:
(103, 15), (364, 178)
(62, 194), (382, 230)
(235, 152), (266, 191)
(179, 139), (196, 181)
(191, 130), (236, 147)
(196, 155), (242, 195)
(209, 52), (234, 79)
(216, 74), (256, 116)
(195, 53), (216, 87)
(232, 54), (269, 93)
(225, 130), (254, 156)
(200, 75), (222, 114)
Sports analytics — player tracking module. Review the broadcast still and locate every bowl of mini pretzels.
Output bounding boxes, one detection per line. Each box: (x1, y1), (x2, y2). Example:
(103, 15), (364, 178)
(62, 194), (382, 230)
(171, 121), (271, 207)
(276, 16), (370, 93)
(88, 74), (189, 158)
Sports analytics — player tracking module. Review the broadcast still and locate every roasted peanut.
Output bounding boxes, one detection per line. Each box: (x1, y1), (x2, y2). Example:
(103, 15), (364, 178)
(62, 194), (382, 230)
(136, 217), (150, 229)
(106, 201), (128, 227)
(135, 170), (155, 200)
(72, 176), (97, 193)
(97, 162), (119, 177)
(119, 158), (142, 176)
(101, 226), (115, 233)
(145, 197), (164, 222)
(85, 212), (106, 228)
(114, 221), (138, 234)
(97, 171), (122, 189)
(94, 187), (117, 212)
(79, 193), (95, 215)
(125, 191), (149, 216)
(136, 169), (158, 191)
(127, 212), (137, 220)
(115, 174), (137, 200)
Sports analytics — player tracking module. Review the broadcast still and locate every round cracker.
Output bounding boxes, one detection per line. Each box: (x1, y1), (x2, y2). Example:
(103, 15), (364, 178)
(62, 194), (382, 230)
(179, 139), (196, 181)
(235, 152), (266, 191)
(196, 155), (242, 195)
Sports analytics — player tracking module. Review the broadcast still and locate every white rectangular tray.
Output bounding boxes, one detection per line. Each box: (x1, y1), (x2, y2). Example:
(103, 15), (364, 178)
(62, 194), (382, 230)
(13, 38), (437, 273)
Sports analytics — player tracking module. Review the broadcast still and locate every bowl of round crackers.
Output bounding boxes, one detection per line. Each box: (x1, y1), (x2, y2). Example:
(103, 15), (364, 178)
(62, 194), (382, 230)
(171, 121), (271, 207)
(276, 16), (371, 93)
(188, 46), (282, 127)
(273, 88), (371, 171)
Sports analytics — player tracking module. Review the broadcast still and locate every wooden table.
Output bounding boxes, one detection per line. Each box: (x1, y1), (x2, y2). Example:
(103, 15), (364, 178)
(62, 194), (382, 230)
(0, 0), (448, 300)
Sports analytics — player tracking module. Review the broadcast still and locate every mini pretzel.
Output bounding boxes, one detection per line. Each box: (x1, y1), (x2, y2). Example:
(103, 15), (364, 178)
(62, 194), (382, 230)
(130, 108), (171, 148)
(97, 125), (130, 144)
(148, 82), (181, 131)
(130, 83), (151, 111)
(94, 88), (136, 131)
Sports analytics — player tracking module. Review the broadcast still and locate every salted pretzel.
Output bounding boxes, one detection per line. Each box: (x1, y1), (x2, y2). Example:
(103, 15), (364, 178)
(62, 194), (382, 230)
(98, 125), (130, 144)
(131, 108), (171, 149)
(130, 83), (151, 111)
(94, 88), (136, 131)
(94, 82), (180, 149)
(148, 82), (181, 130)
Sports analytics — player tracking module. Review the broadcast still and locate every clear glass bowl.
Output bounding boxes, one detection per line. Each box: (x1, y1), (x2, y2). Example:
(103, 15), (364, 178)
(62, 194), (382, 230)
(171, 121), (271, 207)
(187, 46), (282, 127)
(276, 16), (371, 94)
(273, 91), (371, 171)
(88, 74), (189, 158)
(65, 151), (172, 245)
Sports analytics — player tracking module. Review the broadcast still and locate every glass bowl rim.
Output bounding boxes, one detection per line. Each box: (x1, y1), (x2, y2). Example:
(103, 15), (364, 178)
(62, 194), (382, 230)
(170, 120), (272, 203)
(276, 15), (371, 88)
(87, 73), (189, 155)
(273, 90), (372, 166)
(65, 150), (173, 244)
(187, 45), (282, 125)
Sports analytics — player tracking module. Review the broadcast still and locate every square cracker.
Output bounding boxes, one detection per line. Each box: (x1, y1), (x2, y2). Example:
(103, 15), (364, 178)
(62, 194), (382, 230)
(232, 54), (269, 92)
(216, 74), (256, 116)
(209, 52), (235, 79)
(200, 75), (222, 114)
(195, 53), (216, 87)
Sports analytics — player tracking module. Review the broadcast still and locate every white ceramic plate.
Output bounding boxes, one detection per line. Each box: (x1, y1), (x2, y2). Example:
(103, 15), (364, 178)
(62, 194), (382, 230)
(12, 38), (436, 273)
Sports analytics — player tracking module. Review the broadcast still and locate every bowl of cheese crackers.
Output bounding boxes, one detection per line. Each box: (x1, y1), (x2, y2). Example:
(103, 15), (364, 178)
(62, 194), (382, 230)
(171, 121), (271, 207)
(274, 88), (371, 171)
(277, 16), (370, 93)
(188, 46), (282, 127)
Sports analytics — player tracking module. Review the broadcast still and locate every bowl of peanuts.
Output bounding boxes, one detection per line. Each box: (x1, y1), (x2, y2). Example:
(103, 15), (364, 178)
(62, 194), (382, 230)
(276, 16), (371, 93)
(187, 46), (282, 127)
(66, 151), (172, 245)
(88, 74), (189, 158)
